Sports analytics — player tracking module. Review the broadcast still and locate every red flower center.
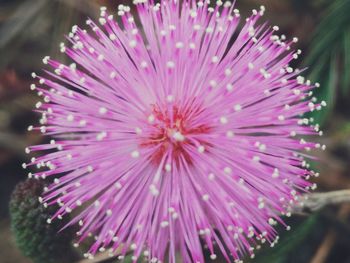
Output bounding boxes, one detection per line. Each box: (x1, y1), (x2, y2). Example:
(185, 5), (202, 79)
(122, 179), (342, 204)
(141, 100), (212, 166)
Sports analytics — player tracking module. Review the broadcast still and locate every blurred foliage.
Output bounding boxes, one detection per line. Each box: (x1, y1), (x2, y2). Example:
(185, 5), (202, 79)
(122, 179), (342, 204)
(251, 214), (323, 263)
(9, 179), (77, 263)
(304, 0), (350, 125)
(0, 0), (99, 72)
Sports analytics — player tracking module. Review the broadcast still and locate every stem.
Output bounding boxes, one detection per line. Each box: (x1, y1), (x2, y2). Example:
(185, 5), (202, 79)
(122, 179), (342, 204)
(294, 189), (350, 213)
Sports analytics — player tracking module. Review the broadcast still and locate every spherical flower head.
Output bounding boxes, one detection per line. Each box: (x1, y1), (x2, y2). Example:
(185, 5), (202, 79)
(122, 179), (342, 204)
(9, 179), (77, 263)
(26, 1), (325, 262)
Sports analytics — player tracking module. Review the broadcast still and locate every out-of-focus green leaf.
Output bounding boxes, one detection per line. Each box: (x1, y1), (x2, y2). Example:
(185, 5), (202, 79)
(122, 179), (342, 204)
(0, 0), (47, 48)
(308, 53), (337, 125)
(342, 28), (350, 94)
(305, 0), (349, 63)
(0, 0), (101, 70)
(303, 0), (350, 125)
(252, 214), (321, 263)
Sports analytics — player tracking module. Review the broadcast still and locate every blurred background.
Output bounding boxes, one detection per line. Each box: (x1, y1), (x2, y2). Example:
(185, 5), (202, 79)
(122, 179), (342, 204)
(0, 0), (349, 262)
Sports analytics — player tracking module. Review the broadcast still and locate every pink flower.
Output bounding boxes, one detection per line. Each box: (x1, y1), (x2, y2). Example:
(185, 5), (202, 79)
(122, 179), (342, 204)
(26, 1), (325, 262)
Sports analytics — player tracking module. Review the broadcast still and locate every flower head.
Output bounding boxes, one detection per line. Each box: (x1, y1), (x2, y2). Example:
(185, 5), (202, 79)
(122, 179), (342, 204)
(10, 179), (77, 263)
(26, 1), (324, 262)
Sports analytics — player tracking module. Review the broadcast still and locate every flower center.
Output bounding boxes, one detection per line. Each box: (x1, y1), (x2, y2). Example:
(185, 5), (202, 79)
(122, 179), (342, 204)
(141, 102), (212, 166)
